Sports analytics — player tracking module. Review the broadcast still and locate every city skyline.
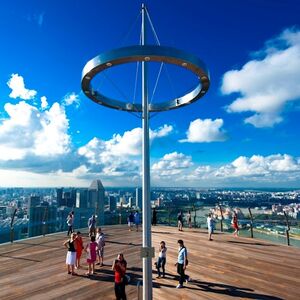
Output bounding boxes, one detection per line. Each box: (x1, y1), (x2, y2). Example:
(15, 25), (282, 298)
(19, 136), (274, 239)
(0, 0), (300, 188)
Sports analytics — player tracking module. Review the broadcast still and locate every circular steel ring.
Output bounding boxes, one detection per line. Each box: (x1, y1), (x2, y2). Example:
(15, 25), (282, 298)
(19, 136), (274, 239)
(81, 45), (210, 112)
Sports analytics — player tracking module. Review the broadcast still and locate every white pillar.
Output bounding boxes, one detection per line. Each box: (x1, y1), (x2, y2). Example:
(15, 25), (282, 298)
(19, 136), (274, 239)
(141, 3), (153, 300)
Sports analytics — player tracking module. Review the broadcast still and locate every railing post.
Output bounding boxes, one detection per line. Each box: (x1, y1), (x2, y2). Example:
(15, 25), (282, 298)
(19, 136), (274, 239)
(248, 207), (254, 238)
(168, 206), (171, 226)
(283, 211), (290, 246)
(218, 204), (223, 232)
(10, 208), (17, 243)
(193, 204), (196, 228)
(119, 202), (123, 225)
(42, 207), (48, 237)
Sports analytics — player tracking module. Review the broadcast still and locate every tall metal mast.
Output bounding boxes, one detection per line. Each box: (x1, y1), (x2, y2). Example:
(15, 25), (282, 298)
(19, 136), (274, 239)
(141, 3), (153, 300)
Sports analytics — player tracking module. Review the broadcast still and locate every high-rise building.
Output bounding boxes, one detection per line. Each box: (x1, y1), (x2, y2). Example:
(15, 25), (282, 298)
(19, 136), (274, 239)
(76, 189), (89, 208)
(56, 188), (64, 206)
(29, 195), (40, 208)
(89, 179), (105, 225)
(136, 187), (142, 210)
(28, 198), (57, 238)
(109, 195), (117, 212)
(128, 197), (133, 208)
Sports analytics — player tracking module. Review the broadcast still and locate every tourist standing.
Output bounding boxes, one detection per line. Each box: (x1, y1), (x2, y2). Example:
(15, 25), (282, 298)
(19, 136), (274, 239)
(127, 212), (134, 231)
(88, 215), (96, 237)
(85, 235), (98, 275)
(74, 231), (84, 269)
(63, 232), (77, 275)
(187, 210), (192, 229)
(155, 241), (167, 278)
(134, 210), (140, 232)
(112, 253), (127, 300)
(96, 227), (105, 266)
(175, 239), (189, 288)
(66, 212), (74, 236)
(207, 213), (214, 241)
(177, 211), (183, 231)
(232, 211), (239, 237)
(152, 207), (157, 226)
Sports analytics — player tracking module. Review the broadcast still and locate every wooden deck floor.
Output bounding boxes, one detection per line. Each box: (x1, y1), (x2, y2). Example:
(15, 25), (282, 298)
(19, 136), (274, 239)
(0, 225), (299, 300)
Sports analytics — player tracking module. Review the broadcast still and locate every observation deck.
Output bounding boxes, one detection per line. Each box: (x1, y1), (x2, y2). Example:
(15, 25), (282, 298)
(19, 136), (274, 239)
(0, 225), (299, 299)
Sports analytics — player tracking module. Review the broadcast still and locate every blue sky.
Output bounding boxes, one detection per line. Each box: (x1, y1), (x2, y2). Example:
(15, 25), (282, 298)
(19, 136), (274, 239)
(0, 0), (300, 188)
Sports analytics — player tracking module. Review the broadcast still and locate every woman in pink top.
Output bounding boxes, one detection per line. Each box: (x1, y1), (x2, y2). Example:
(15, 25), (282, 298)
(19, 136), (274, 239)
(85, 235), (98, 275)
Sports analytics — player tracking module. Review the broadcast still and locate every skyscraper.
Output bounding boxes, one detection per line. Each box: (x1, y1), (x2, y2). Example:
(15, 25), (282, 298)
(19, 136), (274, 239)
(136, 187), (142, 210)
(89, 179), (105, 225)
(109, 195), (117, 212)
(28, 197), (57, 237)
(56, 188), (64, 206)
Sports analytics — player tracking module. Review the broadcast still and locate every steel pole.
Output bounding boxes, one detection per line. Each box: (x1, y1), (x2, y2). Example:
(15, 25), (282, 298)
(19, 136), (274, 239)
(142, 3), (152, 300)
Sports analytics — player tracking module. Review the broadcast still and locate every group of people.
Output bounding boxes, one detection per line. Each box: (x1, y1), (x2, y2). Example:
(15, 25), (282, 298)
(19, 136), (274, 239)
(154, 239), (190, 289)
(64, 227), (106, 276)
(207, 210), (240, 241)
(63, 209), (240, 298)
(127, 211), (140, 231)
(177, 210), (192, 231)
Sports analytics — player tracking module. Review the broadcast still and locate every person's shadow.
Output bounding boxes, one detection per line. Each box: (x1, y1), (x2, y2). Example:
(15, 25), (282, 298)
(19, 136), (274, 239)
(152, 278), (284, 300)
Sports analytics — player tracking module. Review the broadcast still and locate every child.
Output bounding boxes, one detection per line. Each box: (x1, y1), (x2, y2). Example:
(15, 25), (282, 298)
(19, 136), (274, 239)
(74, 231), (84, 269)
(96, 227), (105, 266)
(85, 235), (98, 275)
(63, 232), (77, 275)
(155, 241), (167, 278)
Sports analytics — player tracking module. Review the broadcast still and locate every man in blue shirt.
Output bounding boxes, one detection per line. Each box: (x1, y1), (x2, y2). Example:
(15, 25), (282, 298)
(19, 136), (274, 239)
(175, 239), (189, 288)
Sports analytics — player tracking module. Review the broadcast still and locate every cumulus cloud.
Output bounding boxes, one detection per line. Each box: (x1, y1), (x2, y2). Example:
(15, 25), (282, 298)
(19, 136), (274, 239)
(0, 100), (71, 161)
(152, 152), (193, 176)
(197, 154), (300, 180)
(7, 74), (37, 100)
(40, 96), (48, 109)
(78, 124), (173, 180)
(180, 118), (227, 143)
(79, 125), (173, 160)
(221, 28), (300, 127)
(63, 93), (80, 108)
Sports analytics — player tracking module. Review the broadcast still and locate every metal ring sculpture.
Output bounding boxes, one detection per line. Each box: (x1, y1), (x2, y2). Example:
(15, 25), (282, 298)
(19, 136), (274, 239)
(81, 45), (210, 112)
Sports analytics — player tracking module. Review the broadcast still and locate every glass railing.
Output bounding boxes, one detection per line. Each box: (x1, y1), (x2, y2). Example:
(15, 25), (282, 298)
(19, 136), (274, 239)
(152, 205), (300, 247)
(1, 205), (300, 248)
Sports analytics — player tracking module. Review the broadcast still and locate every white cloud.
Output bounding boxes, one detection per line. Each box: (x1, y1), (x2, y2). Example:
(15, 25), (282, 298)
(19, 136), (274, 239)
(180, 118), (226, 143)
(63, 93), (80, 107)
(78, 125), (173, 160)
(40, 96), (48, 109)
(221, 28), (300, 127)
(0, 100), (71, 160)
(78, 125), (173, 180)
(7, 74), (37, 100)
(205, 154), (300, 179)
(33, 103), (70, 156)
(152, 152), (193, 176)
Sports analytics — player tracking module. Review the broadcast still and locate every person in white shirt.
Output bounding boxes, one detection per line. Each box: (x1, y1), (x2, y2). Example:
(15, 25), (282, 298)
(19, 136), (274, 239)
(207, 213), (215, 241)
(96, 227), (105, 266)
(155, 241), (167, 278)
